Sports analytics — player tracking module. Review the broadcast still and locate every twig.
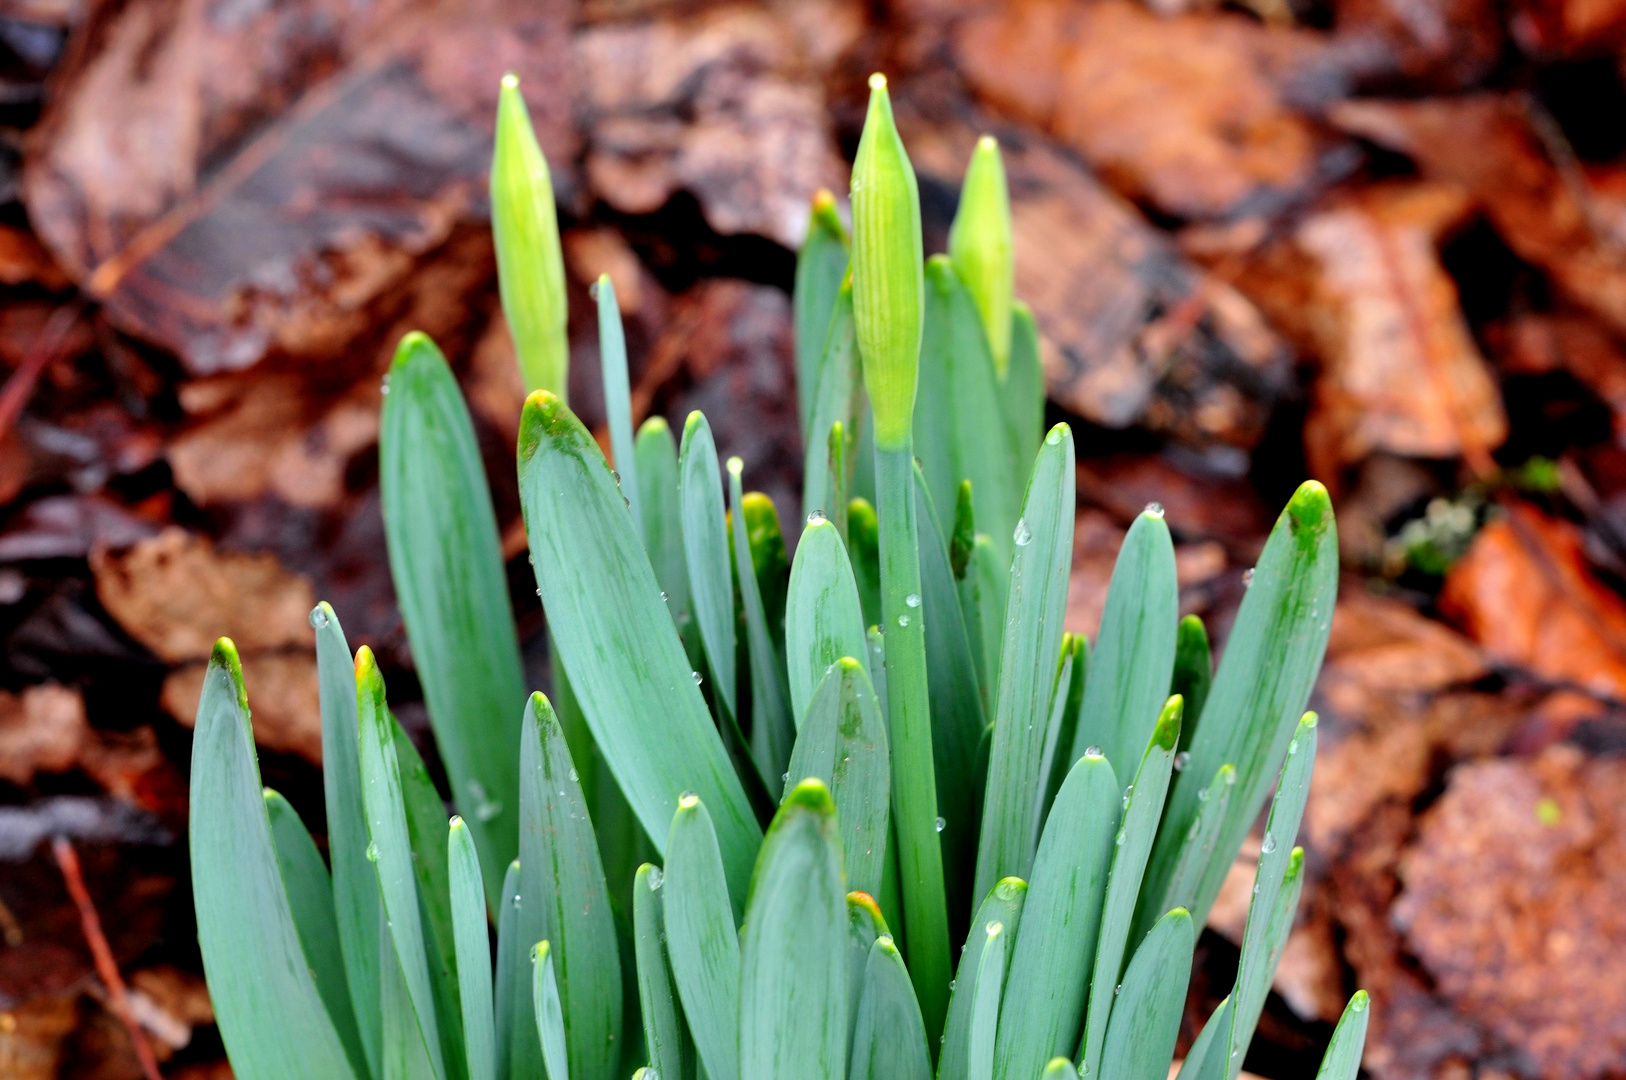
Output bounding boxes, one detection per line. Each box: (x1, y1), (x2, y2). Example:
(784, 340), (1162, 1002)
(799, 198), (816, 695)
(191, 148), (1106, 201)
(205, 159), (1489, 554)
(0, 301), (84, 442)
(52, 836), (164, 1080)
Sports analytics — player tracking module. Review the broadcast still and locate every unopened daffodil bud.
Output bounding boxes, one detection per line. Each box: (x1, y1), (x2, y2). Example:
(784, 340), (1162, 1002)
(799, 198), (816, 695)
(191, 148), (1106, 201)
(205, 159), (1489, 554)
(850, 73), (923, 450)
(948, 135), (1014, 379)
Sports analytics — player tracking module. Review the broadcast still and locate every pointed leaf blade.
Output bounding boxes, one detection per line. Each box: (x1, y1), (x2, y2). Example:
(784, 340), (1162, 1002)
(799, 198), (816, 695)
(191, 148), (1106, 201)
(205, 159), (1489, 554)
(849, 936), (932, 1080)
(664, 795), (742, 1080)
(1097, 908), (1195, 1080)
(785, 515), (871, 726)
(450, 819), (496, 1080)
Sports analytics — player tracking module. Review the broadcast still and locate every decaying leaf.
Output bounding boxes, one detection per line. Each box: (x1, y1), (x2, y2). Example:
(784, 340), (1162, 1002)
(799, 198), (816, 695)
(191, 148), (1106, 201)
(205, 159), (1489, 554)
(1395, 745), (1626, 1080)
(0, 683), (88, 786)
(1490, 312), (1626, 442)
(953, 0), (1355, 221)
(1440, 502), (1626, 702)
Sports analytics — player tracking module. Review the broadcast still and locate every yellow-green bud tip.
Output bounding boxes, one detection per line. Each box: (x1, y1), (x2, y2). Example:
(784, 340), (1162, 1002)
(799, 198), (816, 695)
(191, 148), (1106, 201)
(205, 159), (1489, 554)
(726, 456), (744, 477)
(868, 72), (887, 91)
(450, 815), (466, 830)
(501, 72), (519, 91)
(812, 188), (836, 213)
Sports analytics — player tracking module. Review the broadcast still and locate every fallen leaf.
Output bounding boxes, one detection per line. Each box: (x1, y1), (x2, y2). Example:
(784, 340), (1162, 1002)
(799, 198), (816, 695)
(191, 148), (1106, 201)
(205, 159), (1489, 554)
(902, 104), (1293, 447)
(0, 225), (68, 290)
(1439, 502), (1626, 702)
(1331, 95), (1626, 338)
(1395, 745), (1626, 1080)
(0, 684), (87, 786)
(1287, 182), (1507, 476)
(24, 0), (577, 374)
(0, 494), (160, 562)
(1489, 312), (1626, 443)
(90, 527), (314, 663)
(161, 652), (322, 764)
(1332, 0), (1502, 88)
(577, 0), (858, 248)
(0, 996), (77, 1080)
(1505, 0), (1626, 55)
(954, 0), (1356, 221)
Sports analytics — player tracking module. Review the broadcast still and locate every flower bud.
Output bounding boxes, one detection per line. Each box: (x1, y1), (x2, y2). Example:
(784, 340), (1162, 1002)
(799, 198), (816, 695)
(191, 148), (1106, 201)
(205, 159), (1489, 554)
(491, 74), (569, 400)
(949, 135), (1014, 378)
(850, 73), (923, 450)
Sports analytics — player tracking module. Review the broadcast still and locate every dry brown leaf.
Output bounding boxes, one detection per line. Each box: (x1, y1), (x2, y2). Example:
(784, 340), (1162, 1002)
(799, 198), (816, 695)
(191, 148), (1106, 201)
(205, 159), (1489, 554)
(1490, 312), (1626, 442)
(0, 224), (69, 289)
(0, 683), (88, 786)
(954, 0), (1353, 221)
(166, 372), (381, 509)
(1440, 502), (1626, 702)
(1395, 745), (1626, 1080)
(161, 652), (322, 764)
(1332, 95), (1626, 338)
(1291, 183), (1507, 475)
(0, 996), (78, 1080)
(577, 0), (858, 248)
(902, 106), (1291, 447)
(90, 527), (314, 663)
(24, 0), (576, 374)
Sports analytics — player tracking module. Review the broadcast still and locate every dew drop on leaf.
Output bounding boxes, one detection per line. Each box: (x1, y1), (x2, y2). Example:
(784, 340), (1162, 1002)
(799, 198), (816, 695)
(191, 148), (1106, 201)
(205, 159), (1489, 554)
(1145, 501), (1164, 518)
(309, 607), (329, 629)
(692, 671), (704, 686)
(904, 593), (920, 608)
(647, 866), (663, 890)
(1083, 745), (1103, 759)
(807, 510), (827, 526)
(897, 614), (910, 628)
(1013, 518), (1033, 546)
(1261, 832), (1277, 855)
(1173, 751), (1190, 771)
(1046, 426), (1063, 445)
(366, 842), (379, 862)
(1242, 568), (1255, 587)
(935, 816), (946, 833)
(569, 767), (579, 783)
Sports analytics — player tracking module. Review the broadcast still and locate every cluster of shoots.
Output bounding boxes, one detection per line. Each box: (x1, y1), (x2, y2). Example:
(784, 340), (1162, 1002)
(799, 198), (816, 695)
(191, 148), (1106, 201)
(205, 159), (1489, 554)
(189, 71), (1367, 1080)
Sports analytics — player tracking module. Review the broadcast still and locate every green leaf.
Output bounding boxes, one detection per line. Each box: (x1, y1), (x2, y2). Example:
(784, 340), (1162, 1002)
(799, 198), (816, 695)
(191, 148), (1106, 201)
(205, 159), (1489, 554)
(520, 392), (762, 896)
(845, 892), (889, 1059)
(1315, 993), (1371, 1080)
(948, 135), (1013, 378)
(913, 463), (988, 918)
(636, 418), (694, 648)
(787, 658), (890, 898)
(450, 820), (495, 1080)
(847, 497), (883, 630)
(795, 190), (851, 433)
(1097, 909), (1194, 1080)
(1079, 698), (1181, 1079)
(1227, 716), (1317, 1077)
(596, 275), (641, 535)
(356, 649), (446, 1080)
(1136, 763), (1235, 950)
(803, 284), (861, 525)
(992, 752), (1118, 1080)
(849, 936), (932, 1080)
(1039, 1060), (1074, 1080)
(938, 878), (1026, 1080)
(313, 602), (384, 1077)
(785, 515), (871, 726)
(265, 788), (367, 1075)
(742, 492), (791, 651)
(874, 441), (952, 1043)
(492, 74), (568, 398)
(494, 860), (524, 1080)
(850, 73), (923, 450)
(513, 693), (622, 1080)
(959, 534), (1007, 716)
(1143, 481), (1336, 931)
(633, 864), (690, 1080)
(385, 915), (444, 1080)
(974, 423), (1076, 904)
(664, 795), (742, 1080)
(1068, 506), (1178, 775)
(531, 941), (569, 1080)
(1035, 634), (1087, 827)
(729, 461), (795, 792)
(950, 481), (976, 581)
(966, 919), (1007, 1080)
(914, 256), (1022, 565)
(739, 780), (848, 1080)
(381, 332), (523, 906)
(1171, 615), (1212, 751)
(999, 303), (1044, 484)
(1178, 996), (1231, 1080)
(679, 411), (738, 719)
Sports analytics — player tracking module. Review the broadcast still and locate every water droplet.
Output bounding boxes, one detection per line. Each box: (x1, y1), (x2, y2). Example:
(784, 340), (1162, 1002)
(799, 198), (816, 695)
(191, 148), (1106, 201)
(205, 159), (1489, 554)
(660, 591), (668, 602)
(512, 893), (522, 909)
(807, 510), (828, 526)
(1173, 751), (1191, 771)
(309, 607), (329, 629)
(478, 800), (503, 821)
(1223, 769), (1236, 785)
(1083, 745), (1103, 759)
(949, 980), (957, 991)
(624, 495), (631, 510)
(1080, 1064), (1090, 1076)
(897, 614), (911, 628)
(1288, 738), (1299, 755)
(1113, 983), (1123, 996)
(1013, 518), (1033, 546)
(366, 841), (379, 862)
(986, 920), (1003, 936)
(380, 375), (391, 395)
(1115, 830), (1125, 847)
(1198, 787), (1211, 803)
(935, 816), (946, 833)
(782, 772), (791, 785)
(1242, 568), (1255, 587)
(1261, 832), (1277, 855)
(647, 866), (664, 890)
(905, 593), (921, 608)
(692, 671), (704, 685)
(611, 470), (621, 486)
(1350, 995), (1368, 1013)
(1145, 501), (1165, 518)
(1046, 426), (1063, 445)
(569, 767), (579, 783)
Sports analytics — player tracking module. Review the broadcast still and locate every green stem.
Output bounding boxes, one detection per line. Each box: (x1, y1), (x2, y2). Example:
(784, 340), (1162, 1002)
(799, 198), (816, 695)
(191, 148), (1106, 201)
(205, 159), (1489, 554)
(875, 440), (950, 1049)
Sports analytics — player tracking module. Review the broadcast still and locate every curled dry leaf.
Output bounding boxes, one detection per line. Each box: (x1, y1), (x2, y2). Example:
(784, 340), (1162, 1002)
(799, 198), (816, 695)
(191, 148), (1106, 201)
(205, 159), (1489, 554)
(1440, 502), (1626, 702)
(23, 0), (576, 374)
(576, 0), (859, 248)
(1331, 95), (1626, 338)
(953, 0), (1355, 221)
(1396, 745), (1626, 1080)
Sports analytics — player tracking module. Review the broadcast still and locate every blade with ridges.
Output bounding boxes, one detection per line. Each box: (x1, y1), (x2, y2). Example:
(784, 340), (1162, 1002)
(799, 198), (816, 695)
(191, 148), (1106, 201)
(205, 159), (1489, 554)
(845, 892), (888, 1060)
(966, 919), (1006, 1080)
(450, 819), (495, 1080)
(938, 877), (1026, 1080)
(848, 935), (932, 1080)
(803, 285), (860, 524)
(1229, 846), (1308, 1079)
(636, 418), (695, 649)
(1097, 908), (1194, 1080)
(785, 513), (870, 727)
(596, 275), (642, 535)
(1171, 615), (1212, 751)
(1314, 993), (1371, 1080)
(633, 864), (690, 1080)
(664, 795), (741, 1080)
(520, 392), (761, 896)
(531, 942), (569, 1080)
(729, 460), (794, 792)
(493, 860), (523, 1080)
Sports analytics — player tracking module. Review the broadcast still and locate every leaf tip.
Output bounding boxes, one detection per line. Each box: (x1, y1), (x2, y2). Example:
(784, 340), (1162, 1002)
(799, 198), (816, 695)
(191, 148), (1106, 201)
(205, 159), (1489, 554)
(992, 876), (1028, 902)
(782, 776), (836, 817)
(1153, 695), (1183, 751)
(1286, 479), (1334, 542)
